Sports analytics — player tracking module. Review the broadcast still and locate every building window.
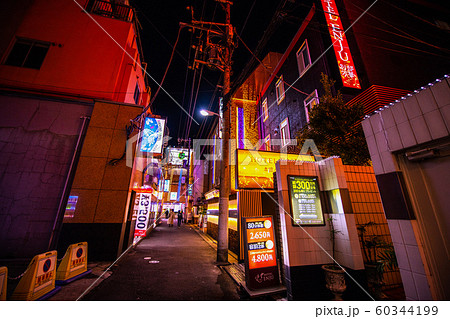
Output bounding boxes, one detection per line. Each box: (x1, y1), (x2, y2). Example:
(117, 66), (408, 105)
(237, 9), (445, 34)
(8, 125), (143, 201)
(276, 76), (285, 104)
(4, 38), (50, 70)
(280, 118), (290, 147)
(264, 134), (271, 151)
(296, 40), (311, 77)
(262, 98), (269, 122)
(304, 90), (319, 123)
(134, 82), (140, 104)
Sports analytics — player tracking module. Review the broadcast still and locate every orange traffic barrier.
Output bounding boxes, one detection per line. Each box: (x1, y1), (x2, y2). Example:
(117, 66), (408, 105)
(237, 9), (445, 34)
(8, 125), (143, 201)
(56, 242), (91, 284)
(11, 251), (60, 300)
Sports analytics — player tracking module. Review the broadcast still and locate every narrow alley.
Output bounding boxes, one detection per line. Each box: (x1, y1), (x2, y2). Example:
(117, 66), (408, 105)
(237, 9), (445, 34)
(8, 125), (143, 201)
(80, 221), (244, 301)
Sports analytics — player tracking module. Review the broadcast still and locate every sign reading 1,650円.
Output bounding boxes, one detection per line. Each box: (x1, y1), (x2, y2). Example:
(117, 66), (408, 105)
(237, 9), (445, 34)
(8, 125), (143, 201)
(246, 217), (277, 270)
(288, 176), (325, 226)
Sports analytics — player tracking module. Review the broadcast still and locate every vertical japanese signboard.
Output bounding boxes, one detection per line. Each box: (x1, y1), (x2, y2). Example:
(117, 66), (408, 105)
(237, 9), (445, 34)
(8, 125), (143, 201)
(164, 180), (170, 192)
(243, 216), (280, 290)
(288, 176), (325, 226)
(134, 192), (151, 237)
(321, 0), (361, 89)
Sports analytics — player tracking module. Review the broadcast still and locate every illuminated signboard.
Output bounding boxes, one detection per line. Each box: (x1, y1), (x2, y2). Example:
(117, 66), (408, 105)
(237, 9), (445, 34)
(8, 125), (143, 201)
(163, 180), (170, 192)
(321, 0), (361, 89)
(140, 117), (166, 154)
(288, 176), (325, 226)
(169, 192), (177, 201)
(134, 193), (151, 237)
(64, 195), (78, 218)
(236, 149), (314, 189)
(243, 216), (280, 290)
(165, 148), (189, 166)
(205, 189), (219, 200)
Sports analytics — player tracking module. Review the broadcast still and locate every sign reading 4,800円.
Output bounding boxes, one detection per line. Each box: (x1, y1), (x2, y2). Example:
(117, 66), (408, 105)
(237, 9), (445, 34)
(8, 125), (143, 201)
(246, 217), (277, 270)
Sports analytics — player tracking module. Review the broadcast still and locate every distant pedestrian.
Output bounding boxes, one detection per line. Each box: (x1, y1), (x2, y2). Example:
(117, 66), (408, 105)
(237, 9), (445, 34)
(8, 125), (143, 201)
(177, 210), (183, 228)
(165, 209), (169, 219)
(168, 210), (174, 227)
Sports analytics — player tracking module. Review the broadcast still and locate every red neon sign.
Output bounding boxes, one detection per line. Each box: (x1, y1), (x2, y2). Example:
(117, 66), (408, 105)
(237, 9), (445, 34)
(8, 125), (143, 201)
(321, 0), (361, 89)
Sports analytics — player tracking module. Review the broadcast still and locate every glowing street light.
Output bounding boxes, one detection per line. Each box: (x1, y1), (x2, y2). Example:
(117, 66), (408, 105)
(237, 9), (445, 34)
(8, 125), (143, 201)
(200, 109), (219, 117)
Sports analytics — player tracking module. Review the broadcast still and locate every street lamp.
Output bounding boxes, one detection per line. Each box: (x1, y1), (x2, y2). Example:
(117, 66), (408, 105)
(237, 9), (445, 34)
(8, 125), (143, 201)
(200, 109), (219, 117)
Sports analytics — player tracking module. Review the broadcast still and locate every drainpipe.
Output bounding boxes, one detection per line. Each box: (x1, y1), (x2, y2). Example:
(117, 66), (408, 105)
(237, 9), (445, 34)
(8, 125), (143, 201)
(48, 116), (90, 251)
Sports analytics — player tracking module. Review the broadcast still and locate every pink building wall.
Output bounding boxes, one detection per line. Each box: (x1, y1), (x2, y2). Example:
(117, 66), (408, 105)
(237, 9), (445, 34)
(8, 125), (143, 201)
(0, 0), (149, 106)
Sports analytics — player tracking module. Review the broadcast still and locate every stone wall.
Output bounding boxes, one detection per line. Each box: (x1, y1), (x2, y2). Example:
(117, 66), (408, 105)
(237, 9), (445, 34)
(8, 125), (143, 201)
(0, 94), (93, 258)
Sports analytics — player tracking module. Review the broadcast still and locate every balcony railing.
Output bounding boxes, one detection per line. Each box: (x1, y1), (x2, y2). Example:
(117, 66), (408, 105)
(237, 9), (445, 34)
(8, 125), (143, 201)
(85, 0), (134, 23)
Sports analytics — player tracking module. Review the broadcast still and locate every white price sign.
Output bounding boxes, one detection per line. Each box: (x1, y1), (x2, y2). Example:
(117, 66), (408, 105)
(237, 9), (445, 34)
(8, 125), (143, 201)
(134, 193), (151, 237)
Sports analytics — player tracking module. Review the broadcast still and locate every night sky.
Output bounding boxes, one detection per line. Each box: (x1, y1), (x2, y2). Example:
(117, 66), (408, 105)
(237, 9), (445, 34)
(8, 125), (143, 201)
(130, 0), (295, 145)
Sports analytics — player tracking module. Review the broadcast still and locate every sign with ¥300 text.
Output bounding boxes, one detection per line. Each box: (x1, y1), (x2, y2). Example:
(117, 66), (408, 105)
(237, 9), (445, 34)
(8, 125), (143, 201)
(288, 175), (325, 226)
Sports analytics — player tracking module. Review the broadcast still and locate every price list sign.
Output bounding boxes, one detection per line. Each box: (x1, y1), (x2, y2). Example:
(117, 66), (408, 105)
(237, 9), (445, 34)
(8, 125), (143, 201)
(243, 216), (280, 290)
(288, 176), (325, 226)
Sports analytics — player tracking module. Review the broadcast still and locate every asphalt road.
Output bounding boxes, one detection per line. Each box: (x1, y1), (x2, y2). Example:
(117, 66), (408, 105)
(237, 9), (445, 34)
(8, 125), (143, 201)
(81, 221), (244, 301)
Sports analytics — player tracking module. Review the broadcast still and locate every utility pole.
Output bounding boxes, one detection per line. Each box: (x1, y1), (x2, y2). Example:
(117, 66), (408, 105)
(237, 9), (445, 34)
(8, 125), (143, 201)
(181, 0), (233, 263)
(178, 138), (192, 220)
(217, 0), (232, 264)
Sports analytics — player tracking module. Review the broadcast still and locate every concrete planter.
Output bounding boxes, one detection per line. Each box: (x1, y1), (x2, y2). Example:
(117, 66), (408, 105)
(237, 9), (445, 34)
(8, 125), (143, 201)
(322, 264), (347, 300)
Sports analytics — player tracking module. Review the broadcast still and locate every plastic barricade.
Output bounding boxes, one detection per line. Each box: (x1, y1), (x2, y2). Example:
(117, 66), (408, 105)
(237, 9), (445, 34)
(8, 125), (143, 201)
(56, 242), (91, 285)
(11, 251), (60, 300)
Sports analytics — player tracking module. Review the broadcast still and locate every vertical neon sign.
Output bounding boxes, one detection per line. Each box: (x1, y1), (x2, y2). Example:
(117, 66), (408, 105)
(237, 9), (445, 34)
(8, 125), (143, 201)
(237, 107), (245, 149)
(321, 0), (361, 89)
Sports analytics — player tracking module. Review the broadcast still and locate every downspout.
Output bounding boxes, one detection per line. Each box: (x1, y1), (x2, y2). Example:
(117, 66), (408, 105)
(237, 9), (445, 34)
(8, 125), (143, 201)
(48, 115), (90, 251)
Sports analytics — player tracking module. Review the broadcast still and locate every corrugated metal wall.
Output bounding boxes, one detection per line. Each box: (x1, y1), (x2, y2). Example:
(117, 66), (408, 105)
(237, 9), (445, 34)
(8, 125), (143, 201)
(238, 190), (262, 259)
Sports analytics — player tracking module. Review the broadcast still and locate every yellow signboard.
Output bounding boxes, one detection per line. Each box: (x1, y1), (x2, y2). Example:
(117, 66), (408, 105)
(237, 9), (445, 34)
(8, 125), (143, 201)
(236, 149), (314, 189)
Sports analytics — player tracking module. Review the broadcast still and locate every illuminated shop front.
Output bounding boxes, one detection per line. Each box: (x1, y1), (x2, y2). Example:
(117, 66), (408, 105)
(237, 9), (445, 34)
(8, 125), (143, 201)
(203, 149), (315, 258)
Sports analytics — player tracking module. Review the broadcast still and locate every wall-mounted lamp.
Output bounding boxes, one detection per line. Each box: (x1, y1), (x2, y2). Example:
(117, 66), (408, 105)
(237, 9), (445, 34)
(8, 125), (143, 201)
(406, 148), (438, 161)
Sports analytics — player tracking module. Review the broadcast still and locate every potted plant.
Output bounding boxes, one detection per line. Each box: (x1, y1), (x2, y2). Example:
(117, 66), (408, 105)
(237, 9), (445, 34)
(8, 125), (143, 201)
(357, 222), (398, 300)
(322, 216), (347, 300)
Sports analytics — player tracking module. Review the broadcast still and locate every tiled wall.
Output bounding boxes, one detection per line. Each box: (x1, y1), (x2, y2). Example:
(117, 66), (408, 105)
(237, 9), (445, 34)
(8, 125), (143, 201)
(387, 219), (432, 300)
(59, 101), (142, 260)
(275, 159), (363, 270)
(362, 77), (450, 176)
(344, 165), (403, 290)
(66, 101), (140, 224)
(361, 76), (450, 300)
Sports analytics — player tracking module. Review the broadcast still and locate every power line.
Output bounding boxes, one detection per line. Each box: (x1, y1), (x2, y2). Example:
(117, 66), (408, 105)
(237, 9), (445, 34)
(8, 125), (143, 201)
(149, 26), (182, 108)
